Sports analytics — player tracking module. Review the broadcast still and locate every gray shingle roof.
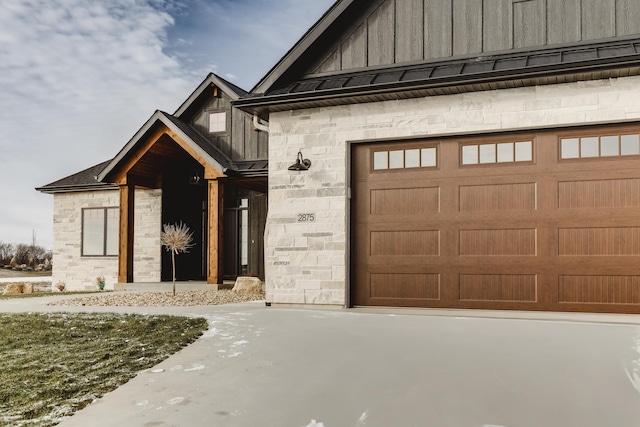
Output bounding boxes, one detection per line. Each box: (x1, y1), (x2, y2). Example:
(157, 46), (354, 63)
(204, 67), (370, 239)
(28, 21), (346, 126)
(36, 160), (117, 193)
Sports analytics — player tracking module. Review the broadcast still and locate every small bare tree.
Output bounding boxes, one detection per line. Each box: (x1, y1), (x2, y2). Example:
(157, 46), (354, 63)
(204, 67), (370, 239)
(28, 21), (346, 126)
(160, 222), (194, 296)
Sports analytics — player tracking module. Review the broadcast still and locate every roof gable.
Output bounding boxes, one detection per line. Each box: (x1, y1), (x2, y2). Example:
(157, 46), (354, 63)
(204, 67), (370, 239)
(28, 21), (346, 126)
(97, 111), (230, 185)
(175, 73), (248, 118)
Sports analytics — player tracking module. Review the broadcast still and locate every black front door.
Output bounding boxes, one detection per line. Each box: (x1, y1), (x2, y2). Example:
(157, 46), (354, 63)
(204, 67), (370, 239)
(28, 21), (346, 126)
(161, 167), (207, 281)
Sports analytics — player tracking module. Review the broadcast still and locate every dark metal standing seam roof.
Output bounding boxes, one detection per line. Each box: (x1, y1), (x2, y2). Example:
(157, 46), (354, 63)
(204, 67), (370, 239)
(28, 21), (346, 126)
(234, 38), (640, 114)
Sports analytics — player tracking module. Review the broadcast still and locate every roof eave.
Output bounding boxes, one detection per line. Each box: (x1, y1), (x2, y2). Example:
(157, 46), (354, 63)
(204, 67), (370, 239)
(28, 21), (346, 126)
(36, 183), (119, 195)
(236, 56), (640, 113)
(251, 0), (356, 94)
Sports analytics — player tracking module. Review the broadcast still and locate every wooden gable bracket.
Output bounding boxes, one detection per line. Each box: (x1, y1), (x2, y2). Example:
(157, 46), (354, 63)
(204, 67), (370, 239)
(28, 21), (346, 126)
(164, 128), (227, 180)
(112, 126), (167, 186)
(110, 124), (227, 186)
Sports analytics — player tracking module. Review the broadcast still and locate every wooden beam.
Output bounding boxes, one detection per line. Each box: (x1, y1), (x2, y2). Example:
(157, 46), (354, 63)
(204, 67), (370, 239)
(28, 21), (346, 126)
(164, 129), (226, 179)
(207, 180), (224, 284)
(118, 184), (135, 283)
(110, 126), (167, 185)
(126, 173), (159, 189)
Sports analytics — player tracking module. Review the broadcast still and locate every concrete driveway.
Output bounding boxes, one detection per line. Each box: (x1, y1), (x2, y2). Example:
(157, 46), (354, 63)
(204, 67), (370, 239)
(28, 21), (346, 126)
(2, 295), (640, 427)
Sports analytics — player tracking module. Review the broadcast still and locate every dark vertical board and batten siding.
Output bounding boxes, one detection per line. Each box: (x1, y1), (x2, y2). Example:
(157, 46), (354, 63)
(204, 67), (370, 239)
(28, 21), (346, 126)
(396, 0), (424, 63)
(342, 24), (368, 70)
(453, 0), (483, 55)
(582, 0), (615, 40)
(483, 0), (512, 52)
(190, 87), (267, 162)
(368, 0), (396, 66)
(546, 0), (581, 45)
(513, 0), (546, 48)
(617, 0), (640, 36)
(425, 0), (452, 59)
(231, 109), (245, 161)
(305, 0), (640, 77)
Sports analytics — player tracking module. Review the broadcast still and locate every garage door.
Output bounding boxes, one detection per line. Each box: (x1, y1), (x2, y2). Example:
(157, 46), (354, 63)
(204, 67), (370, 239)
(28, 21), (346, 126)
(351, 124), (640, 313)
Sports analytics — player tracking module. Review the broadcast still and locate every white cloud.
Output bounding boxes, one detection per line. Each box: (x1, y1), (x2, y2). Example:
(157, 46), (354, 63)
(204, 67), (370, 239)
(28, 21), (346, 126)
(0, 0), (335, 249)
(0, 0), (199, 248)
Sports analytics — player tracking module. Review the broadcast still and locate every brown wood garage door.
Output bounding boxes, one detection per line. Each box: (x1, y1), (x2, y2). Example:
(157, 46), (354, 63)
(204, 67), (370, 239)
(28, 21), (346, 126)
(351, 124), (640, 313)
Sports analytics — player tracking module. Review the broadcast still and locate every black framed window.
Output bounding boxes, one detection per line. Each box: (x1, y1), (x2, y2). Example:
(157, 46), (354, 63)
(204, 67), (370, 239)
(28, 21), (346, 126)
(82, 207), (119, 256)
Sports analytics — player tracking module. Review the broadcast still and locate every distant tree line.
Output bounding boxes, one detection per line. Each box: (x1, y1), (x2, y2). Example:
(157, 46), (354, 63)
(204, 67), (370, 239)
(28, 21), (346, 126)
(0, 242), (52, 266)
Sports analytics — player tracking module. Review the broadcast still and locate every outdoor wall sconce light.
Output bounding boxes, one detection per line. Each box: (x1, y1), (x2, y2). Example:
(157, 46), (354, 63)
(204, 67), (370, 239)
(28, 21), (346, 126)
(288, 151), (311, 171)
(189, 170), (203, 185)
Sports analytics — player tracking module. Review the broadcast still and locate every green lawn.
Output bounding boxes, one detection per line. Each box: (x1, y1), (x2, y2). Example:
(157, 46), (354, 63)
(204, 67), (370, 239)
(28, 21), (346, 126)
(0, 313), (208, 426)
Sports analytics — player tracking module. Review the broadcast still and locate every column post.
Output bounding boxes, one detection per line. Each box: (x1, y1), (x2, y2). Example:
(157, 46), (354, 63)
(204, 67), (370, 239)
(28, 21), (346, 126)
(118, 184), (135, 283)
(208, 180), (224, 284)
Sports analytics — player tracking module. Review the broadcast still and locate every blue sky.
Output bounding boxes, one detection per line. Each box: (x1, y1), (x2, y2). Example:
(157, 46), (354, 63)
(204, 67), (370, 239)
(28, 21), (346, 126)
(0, 0), (334, 249)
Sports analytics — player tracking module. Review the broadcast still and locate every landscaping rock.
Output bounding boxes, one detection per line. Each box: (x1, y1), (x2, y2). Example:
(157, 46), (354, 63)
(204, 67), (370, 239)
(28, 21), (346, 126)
(3, 283), (24, 295)
(232, 277), (263, 294)
(47, 290), (264, 307)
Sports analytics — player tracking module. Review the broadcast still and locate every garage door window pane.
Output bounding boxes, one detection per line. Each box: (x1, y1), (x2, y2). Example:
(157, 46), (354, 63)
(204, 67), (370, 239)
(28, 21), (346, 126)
(600, 136), (619, 157)
(515, 141), (533, 162)
(462, 145), (478, 165)
(621, 135), (640, 156)
(373, 151), (388, 170)
(581, 137), (599, 158)
(389, 150), (404, 169)
(561, 138), (579, 159)
(421, 148), (437, 167)
(497, 143), (514, 163)
(479, 144), (496, 164)
(405, 149), (420, 168)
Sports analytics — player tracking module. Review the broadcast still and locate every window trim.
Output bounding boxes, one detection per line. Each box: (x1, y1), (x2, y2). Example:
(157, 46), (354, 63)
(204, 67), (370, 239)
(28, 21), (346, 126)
(81, 207), (119, 257)
(559, 132), (640, 161)
(371, 143), (439, 172)
(207, 111), (227, 134)
(460, 139), (534, 167)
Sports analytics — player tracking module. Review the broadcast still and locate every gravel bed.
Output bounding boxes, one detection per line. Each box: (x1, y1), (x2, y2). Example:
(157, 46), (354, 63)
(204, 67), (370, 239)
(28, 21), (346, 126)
(47, 290), (265, 307)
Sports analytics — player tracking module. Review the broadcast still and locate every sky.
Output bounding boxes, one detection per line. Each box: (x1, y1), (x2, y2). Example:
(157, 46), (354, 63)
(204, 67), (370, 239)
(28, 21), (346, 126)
(0, 0), (334, 250)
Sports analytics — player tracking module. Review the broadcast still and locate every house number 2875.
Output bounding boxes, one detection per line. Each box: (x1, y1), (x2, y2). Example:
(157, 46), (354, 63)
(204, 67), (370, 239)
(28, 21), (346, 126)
(297, 213), (316, 223)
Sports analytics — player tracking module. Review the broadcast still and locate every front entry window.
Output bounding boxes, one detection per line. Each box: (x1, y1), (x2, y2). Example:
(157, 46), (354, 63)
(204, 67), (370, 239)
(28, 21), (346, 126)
(224, 198), (249, 278)
(82, 208), (118, 256)
(239, 199), (249, 276)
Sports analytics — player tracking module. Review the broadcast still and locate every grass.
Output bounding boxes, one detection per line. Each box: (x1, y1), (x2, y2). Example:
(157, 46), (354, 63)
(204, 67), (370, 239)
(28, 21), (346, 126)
(0, 312), (208, 426)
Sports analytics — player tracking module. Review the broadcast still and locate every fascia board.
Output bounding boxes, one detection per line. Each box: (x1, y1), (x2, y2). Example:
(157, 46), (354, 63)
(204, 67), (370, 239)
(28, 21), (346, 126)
(157, 114), (228, 174)
(97, 110), (164, 182)
(251, 0), (355, 94)
(174, 73), (244, 117)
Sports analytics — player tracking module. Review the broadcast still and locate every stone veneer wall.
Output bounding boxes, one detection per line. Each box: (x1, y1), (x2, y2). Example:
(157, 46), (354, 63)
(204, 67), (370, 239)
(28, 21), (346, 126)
(265, 75), (640, 306)
(52, 189), (162, 290)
